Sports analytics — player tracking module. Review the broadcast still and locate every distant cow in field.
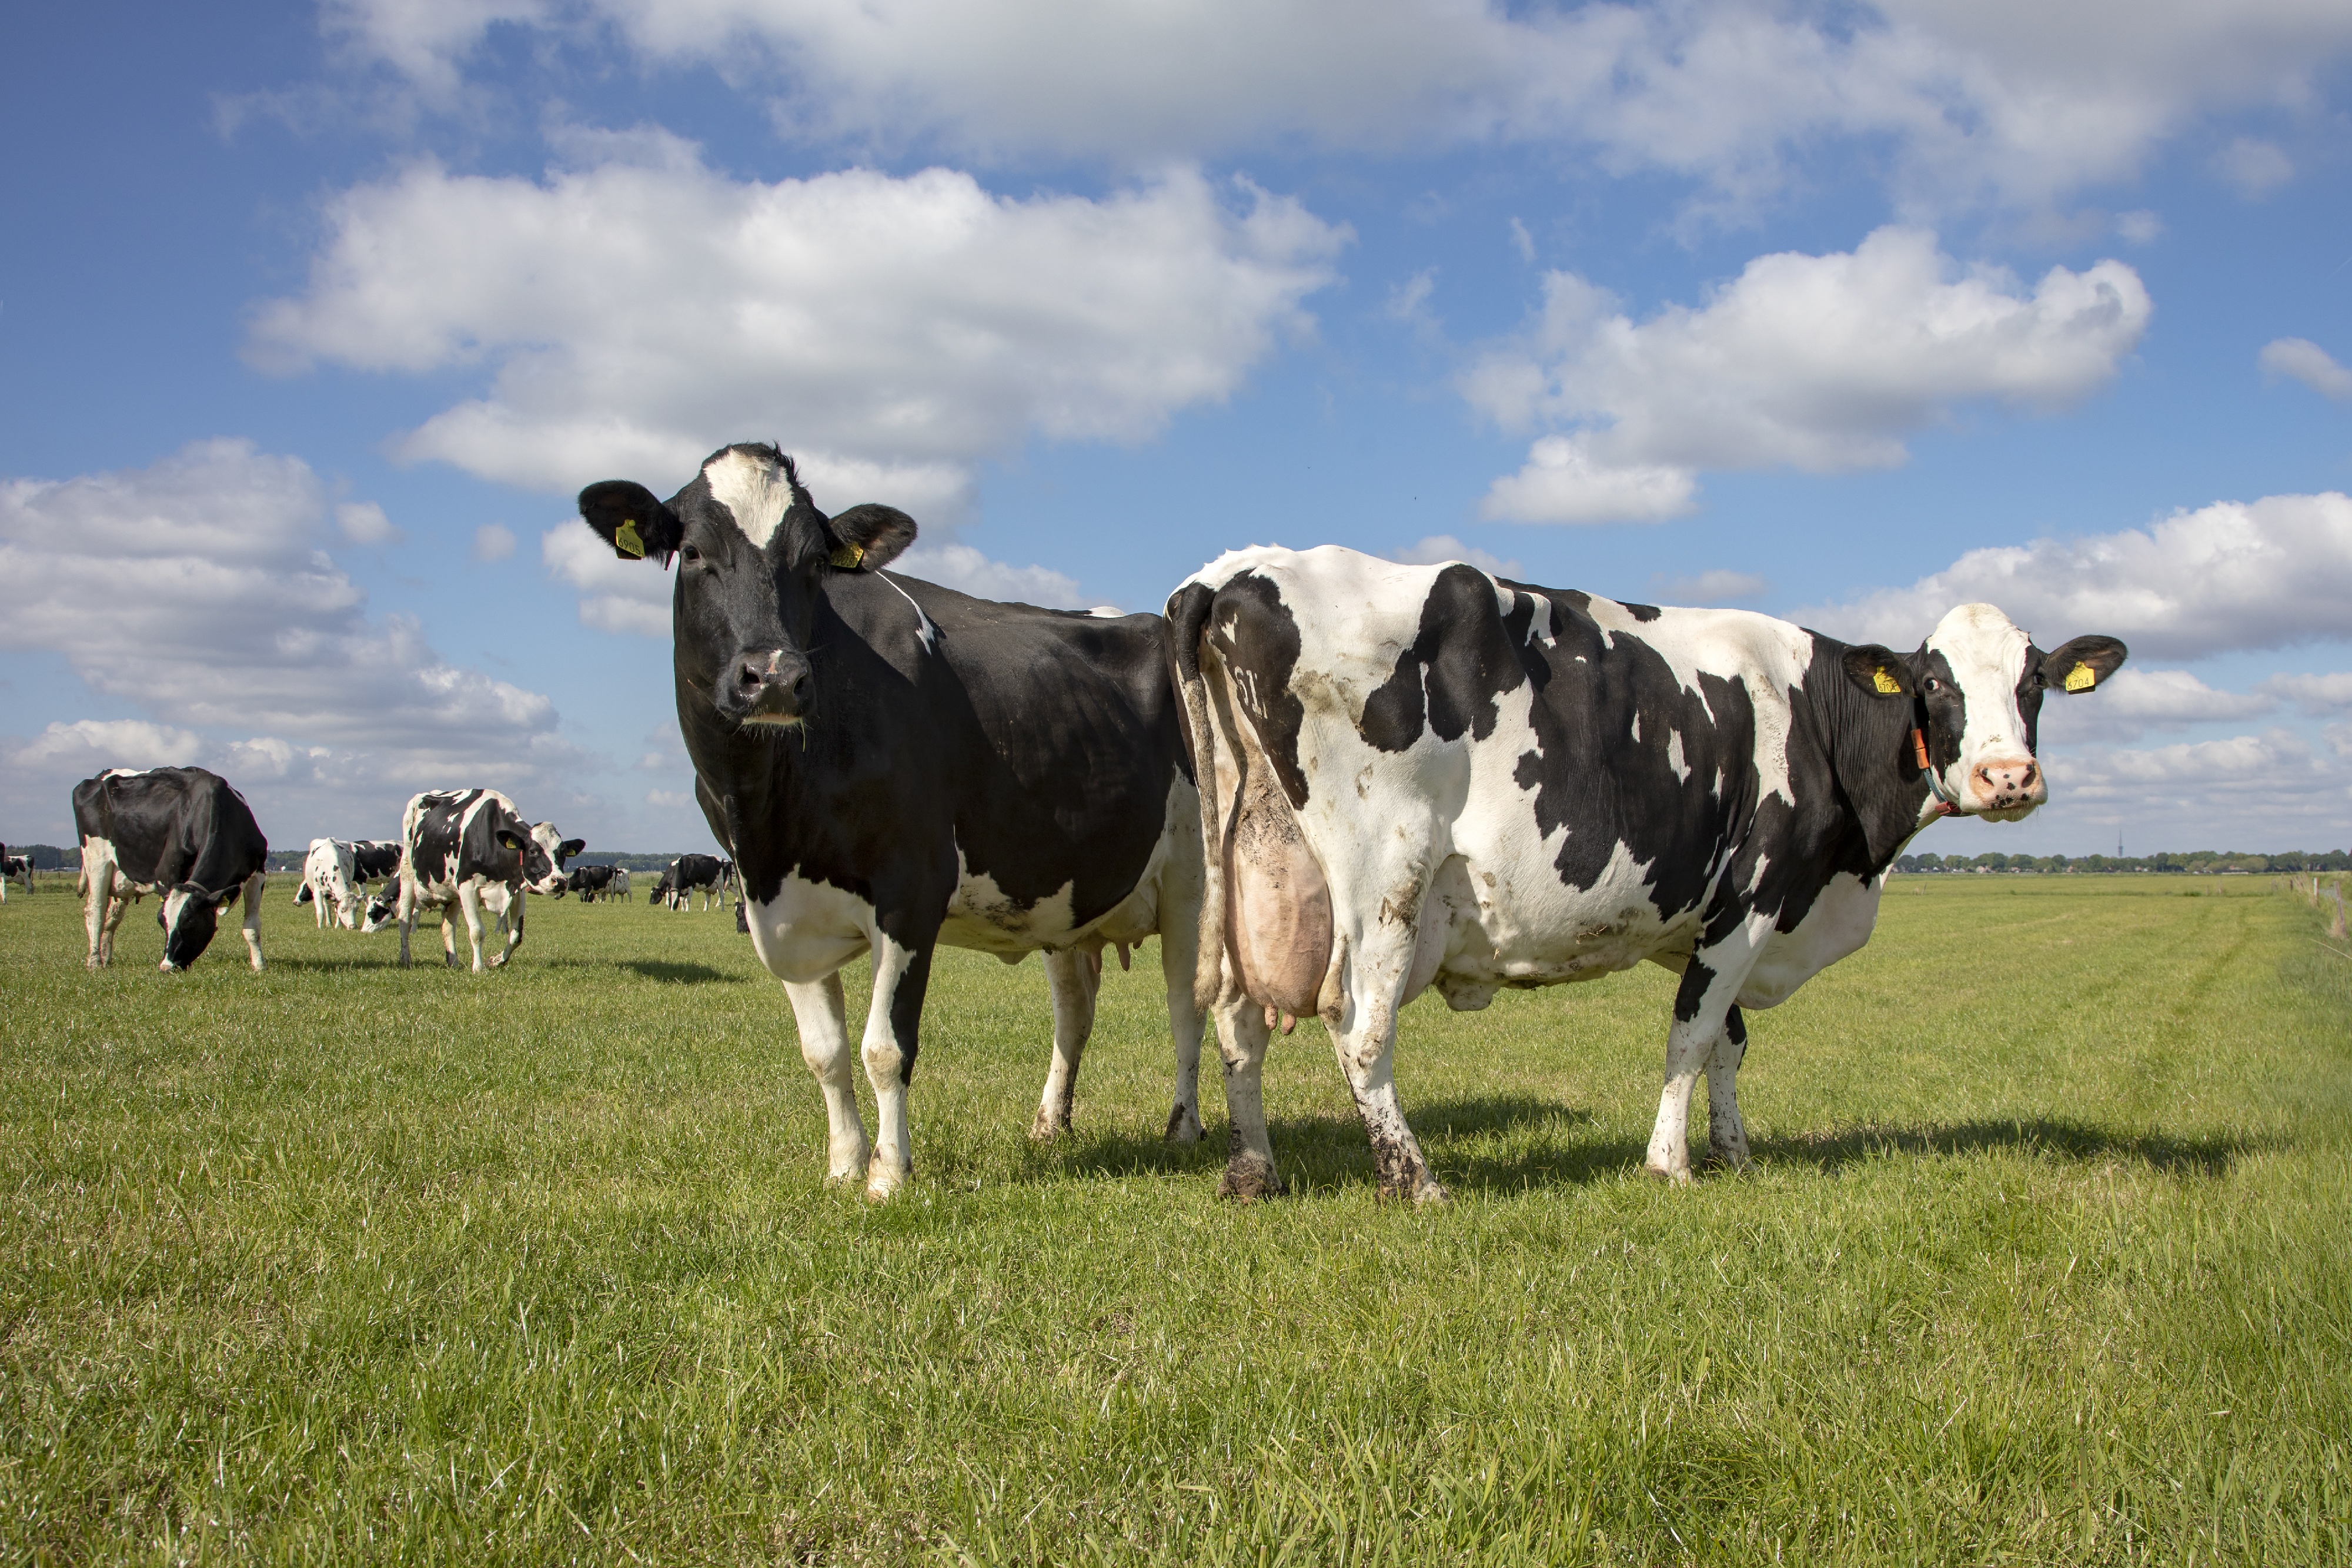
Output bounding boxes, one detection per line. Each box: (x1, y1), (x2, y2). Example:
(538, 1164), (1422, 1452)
(577, 443), (1213, 1199)
(609, 867), (632, 901)
(72, 767), (269, 971)
(295, 837), (398, 930)
(566, 864), (619, 901)
(654, 853), (729, 911)
(1170, 546), (2127, 1201)
(0, 851), (30, 900)
(395, 790), (581, 970)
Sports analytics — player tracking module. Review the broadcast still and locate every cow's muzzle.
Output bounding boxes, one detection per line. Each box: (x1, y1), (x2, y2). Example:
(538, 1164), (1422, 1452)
(1969, 756), (2046, 817)
(726, 647), (813, 726)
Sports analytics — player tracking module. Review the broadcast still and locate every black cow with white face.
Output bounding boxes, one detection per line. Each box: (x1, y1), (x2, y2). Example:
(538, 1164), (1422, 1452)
(71, 767), (270, 971)
(1169, 546), (2127, 1202)
(395, 790), (580, 970)
(576, 443), (1211, 1199)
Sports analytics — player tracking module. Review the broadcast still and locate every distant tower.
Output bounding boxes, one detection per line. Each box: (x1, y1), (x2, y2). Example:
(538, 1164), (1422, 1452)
(2118, 830), (2124, 858)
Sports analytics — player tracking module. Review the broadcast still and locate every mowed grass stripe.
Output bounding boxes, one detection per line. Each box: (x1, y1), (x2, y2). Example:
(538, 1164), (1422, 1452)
(1, 877), (2346, 1564)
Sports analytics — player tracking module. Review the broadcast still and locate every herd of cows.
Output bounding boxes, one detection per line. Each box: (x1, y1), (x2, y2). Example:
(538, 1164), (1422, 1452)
(21, 440), (2130, 1200)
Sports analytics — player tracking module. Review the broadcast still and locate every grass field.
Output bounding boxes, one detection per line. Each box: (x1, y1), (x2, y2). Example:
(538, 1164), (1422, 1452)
(2, 874), (2347, 1564)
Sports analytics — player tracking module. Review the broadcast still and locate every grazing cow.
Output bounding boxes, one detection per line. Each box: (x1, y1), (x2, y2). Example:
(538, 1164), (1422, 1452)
(71, 767), (270, 971)
(567, 864), (619, 901)
(395, 791), (580, 970)
(576, 443), (1211, 1199)
(1168, 547), (2127, 1201)
(295, 838), (402, 930)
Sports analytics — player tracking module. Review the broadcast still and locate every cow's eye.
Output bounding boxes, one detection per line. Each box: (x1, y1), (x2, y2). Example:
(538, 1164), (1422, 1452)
(1922, 677), (1942, 694)
(681, 544), (702, 563)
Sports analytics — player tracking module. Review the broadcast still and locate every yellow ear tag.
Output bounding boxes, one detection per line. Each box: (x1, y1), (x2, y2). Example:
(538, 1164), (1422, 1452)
(828, 541), (866, 570)
(1873, 667), (1902, 694)
(615, 518), (646, 560)
(2064, 661), (2096, 692)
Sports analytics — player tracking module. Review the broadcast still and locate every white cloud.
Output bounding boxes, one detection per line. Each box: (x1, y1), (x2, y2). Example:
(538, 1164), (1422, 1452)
(323, 1), (2352, 218)
(1508, 217), (1536, 263)
(472, 521), (518, 561)
(1469, 228), (2150, 523)
(891, 541), (1085, 607)
(2260, 337), (2352, 402)
(542, 521), (672, 636)
(1389, 534), (1524, 579)
(336, 499), (403, 543)
(2037, 667), (2277, 745)
(1796, 491), (2352, 660)
(2113, 210), (2163, 244)
(0, 440), (582, 842)
(2260, 671), (2352, 714)
(2052, 728), (2352, 832)
(2214, 136), (2294, 196)
(1653, 569), (1769, 604)
(250, 153), (1347, 496)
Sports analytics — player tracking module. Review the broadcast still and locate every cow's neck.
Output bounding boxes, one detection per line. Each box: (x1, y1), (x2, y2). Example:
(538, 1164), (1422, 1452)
(1805, 662), (1935, 874)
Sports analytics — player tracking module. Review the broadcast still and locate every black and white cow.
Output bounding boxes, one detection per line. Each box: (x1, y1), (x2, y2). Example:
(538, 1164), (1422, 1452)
(395, 790), (580, 970)
(656, 853), (729, 911)
(566, 864), (619, 901)
(576, 443), (1211, 1198)
(609, 866), (632, 902)
(0, 850), (30, 900)
(71, 767), (270, 971)
(294, 837), (395, 930)
(1168, 547), (2127, 1202)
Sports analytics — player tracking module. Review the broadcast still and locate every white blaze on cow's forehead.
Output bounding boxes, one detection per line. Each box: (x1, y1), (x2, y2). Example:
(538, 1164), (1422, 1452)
(703, 447), (797, 549)
(1925, 603), (2032, 694)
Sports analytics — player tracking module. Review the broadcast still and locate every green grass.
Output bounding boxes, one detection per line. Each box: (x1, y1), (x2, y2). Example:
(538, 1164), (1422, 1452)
(1, 876), (2346, 1565)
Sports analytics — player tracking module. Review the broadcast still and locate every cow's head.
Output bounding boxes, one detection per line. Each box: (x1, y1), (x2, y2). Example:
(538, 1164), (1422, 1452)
(158, 881), (233, 971)
(577, 444), (917, 728)
(360, 894), (397, 933)
(1844, 602), (2127, 823)
(519, 821), (583, 897)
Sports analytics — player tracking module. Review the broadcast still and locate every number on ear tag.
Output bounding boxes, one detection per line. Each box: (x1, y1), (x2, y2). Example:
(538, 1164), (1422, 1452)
(616, 519), (646, 560)
(828, 542), (866, 570)
(2064, 661), (2096, 692)
(1873, 667), (1902, 694)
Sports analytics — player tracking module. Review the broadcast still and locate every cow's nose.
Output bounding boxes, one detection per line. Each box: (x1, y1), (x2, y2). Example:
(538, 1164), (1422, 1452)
(731, 649), (810, 718)
(1972, 757), (2044, 805)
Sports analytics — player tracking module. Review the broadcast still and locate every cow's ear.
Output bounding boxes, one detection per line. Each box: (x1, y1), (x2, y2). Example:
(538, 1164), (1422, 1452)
(558, 838), (586, 860)
(824, 504), (917, 572)
(2042, 635), (2127, 694)
(578, 481), (683, 566)
(494, 828), (527, 854)
(1842, 644), (1913, 698)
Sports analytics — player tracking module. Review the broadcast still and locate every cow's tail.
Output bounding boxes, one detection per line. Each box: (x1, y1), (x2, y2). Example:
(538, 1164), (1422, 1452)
(1166, 578), (1232, 1019)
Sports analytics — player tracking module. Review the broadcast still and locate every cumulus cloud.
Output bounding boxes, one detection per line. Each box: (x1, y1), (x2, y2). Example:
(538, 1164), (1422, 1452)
(2052, 728), (2352, 832)
(2260, 671), (2352, 714)
(472, 522), (518, 561)
(2213, 136), (2294, 196)
(1468, 228), (2150, 523)
(1796, 491), (2352, 660)
(250, 153), (1347, 495)
(2036, 667), (2277, 745)
(890, 542), (1085, 607)
(0, 441), (582, 841)
(1389, 534), (1525, 579)
(322, 1), (2352, 216)
(2260, 337), (2352, 401)
(1653, 569), (1769, 605)
(337, 499), (402, 543)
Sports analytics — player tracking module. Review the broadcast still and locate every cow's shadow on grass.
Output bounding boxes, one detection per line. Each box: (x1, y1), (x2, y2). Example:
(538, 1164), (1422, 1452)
(1050, 1100), (2262, 1193)
(532, 957), (747, 984)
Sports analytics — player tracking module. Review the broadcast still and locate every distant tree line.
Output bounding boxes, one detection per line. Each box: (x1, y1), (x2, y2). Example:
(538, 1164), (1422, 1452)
(1896, 849), (2352, 875)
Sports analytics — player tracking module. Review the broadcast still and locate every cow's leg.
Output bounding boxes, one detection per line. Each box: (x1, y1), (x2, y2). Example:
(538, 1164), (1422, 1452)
(1646, 920), (1769, 1183)
(1213, 999), (1282, 1199)
(456, 885), (490, 972)
(1160, 920), (1207, 1144)
(1703, 1005), (1752, 1171)
(397, 881), (417, 968)
(496, 890), (524, 967)
(785, 972), (871, 1184)
(1325, 928), (1445, 1204)
(860, 934), (936, 1201)
(238, 872), (265, 972)
(82, 855), (116, 969)
(313, 882), (329, 928)
(1031, 947), (1102, 1139)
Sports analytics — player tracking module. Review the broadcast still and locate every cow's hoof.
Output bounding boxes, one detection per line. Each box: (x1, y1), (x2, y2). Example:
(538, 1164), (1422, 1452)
(1703, 1145), (1750, 1173)
(1163, 1105), (1205, 1144)
(1217, 1155), (1287, 1202)
(864, 1161), (910, 1202)
(1642, 1162), (1695, 1186)
(1028, 1109), (1071, 1142)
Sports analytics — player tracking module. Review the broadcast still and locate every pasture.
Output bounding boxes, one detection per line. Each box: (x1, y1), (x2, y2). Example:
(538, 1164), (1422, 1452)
(1, 877), (2346, 1564)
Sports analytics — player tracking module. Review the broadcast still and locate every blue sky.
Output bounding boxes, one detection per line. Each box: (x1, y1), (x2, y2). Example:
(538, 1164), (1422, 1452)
(4, 0), (2350, 858)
